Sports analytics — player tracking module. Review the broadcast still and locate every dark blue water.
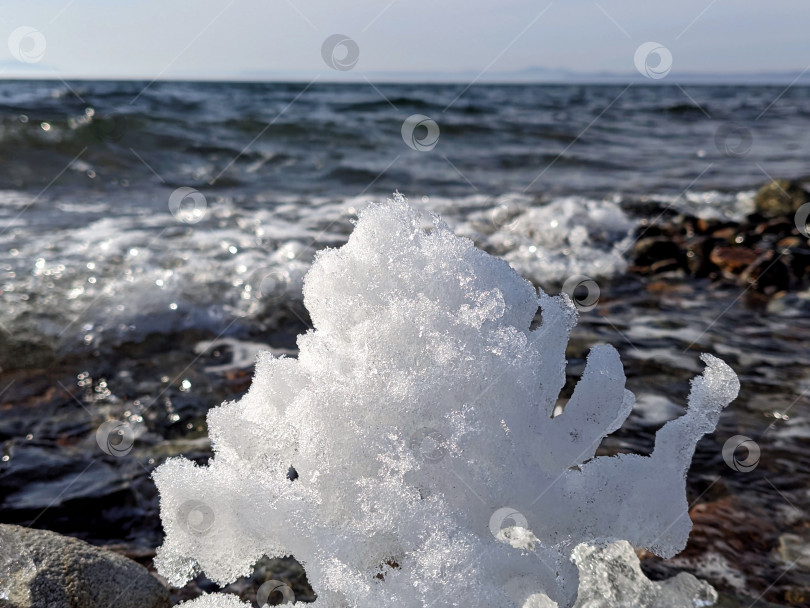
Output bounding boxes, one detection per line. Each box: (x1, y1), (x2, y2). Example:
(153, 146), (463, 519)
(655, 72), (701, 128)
(0, 80), (808, 199)
(0, 81), (809, 606)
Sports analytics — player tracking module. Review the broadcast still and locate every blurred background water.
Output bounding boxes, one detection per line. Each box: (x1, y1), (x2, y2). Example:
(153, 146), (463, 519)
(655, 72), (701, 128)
(0, 80), (808, 606)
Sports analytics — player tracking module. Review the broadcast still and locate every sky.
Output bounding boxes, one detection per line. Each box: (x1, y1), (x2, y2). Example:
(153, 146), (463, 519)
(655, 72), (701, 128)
(0, 0), (808, 81)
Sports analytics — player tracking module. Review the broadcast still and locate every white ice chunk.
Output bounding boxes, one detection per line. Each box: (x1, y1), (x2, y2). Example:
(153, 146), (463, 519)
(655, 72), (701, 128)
(176, 593), (253, 608)
(568, 541), (718, 608)
(154, 194), (739, 608)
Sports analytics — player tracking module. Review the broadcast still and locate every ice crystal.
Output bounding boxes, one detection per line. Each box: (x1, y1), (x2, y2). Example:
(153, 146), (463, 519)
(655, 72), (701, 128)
(154, 194), (739, 607)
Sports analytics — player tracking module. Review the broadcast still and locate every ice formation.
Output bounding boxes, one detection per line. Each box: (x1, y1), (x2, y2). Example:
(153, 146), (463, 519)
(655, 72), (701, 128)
(565, 542), (717, 608)
(153, 194), (739, 607)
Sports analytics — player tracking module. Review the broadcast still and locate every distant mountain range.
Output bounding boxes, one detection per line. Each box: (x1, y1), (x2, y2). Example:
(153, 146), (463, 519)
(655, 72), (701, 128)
(1, 60), (808, 85)
(233, 66), (810, 85)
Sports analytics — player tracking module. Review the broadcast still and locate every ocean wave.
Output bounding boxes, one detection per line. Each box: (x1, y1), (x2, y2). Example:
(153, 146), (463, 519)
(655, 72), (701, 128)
(452, 194), (637, 284)
(0, 80), (808, 197)
(0, 191), (644, 357)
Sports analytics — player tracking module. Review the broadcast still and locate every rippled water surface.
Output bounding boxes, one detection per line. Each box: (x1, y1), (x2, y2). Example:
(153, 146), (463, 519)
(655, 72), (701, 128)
(0, 81), (808, 606)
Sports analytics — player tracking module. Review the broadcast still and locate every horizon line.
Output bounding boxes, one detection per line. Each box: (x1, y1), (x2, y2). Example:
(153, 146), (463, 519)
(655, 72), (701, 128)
(0, 73), (809, 86)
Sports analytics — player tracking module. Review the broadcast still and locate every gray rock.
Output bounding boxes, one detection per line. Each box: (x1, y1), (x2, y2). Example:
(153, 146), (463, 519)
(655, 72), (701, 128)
(754, 179), (809, 218)
(0, 524), (169, 608)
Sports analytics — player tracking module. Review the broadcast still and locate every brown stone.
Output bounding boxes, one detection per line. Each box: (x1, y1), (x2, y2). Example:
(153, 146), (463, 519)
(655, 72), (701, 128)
(633, 237), (684, 270)
(753, 217), (794, 236)
(709, 246), (759, 272)
(740, 253), (791, 294)
(710, 227), (738, 241)
(777, 236), (803, 249)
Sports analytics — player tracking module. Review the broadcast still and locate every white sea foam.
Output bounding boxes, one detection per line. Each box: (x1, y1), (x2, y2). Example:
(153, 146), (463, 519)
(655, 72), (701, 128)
(455, 194), (637, 283)
(0, 191), (640, 347)
(646, 190), (755, 222)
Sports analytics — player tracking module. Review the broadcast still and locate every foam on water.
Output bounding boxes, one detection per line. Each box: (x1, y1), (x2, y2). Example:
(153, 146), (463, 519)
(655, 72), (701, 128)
(1, 190), (639, 351)
(647, 190), (756, 222)
(152, 195), (739, 607)
(454, 194), (636, 283)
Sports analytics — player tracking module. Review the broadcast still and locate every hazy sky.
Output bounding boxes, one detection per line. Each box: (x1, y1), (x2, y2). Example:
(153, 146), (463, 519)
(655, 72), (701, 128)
(1, 0), (808, 80)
